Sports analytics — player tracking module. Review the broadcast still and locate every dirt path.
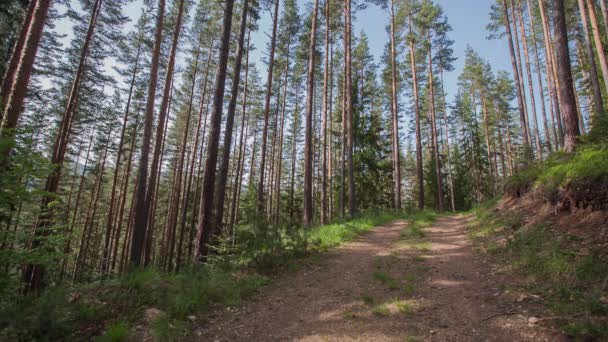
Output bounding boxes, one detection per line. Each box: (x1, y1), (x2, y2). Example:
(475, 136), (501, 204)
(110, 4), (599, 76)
(199, 216), (564, 341)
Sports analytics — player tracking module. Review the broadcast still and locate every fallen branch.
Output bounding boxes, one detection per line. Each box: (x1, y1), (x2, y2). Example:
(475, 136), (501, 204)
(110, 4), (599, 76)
(481, 311), (517, 322)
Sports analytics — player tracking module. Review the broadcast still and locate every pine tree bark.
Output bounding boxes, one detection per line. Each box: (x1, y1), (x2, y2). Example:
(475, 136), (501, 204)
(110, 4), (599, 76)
(510, 0), (533, 150)
(22, 0), (103, 293)
(525, 0), (553, 152)
(553, 0), (580, 152)
(515, 0), (542, 159)
(503, 0), (531, 151)
(0, 0), (51, 165)
(194, 0), (235, 260)
(428, 38), (443, 212)
(130, 0), (165, 267)
(577, 0), (605, 121)
(140, 0), (185, 268)
(213, 0), (250, 237)
(345, 0), (355, 217)
(409, 14), (424, 210)
(304, 0), (320, 227)
(321, 0), (331, 224)
(101, 34), (143, 273)
(389, 0), (401, 210)
(256, 0), (281, 216)
(584, 0), (608, 110)
(230, 33), (251, 229)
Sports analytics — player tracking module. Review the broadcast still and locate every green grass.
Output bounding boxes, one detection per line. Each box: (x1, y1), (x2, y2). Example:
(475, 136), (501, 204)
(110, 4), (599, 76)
(360, 293), (375, 306)
(1, 211), (433, 340)
(97, 322), (129, 342)
(504, 144), (608, 208)
(469, 202), (608, 340)
(372, 304), (390, 316)
(308, 213), (403, 252)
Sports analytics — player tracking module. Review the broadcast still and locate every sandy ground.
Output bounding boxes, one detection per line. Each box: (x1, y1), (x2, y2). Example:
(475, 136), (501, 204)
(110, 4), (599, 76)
(199, 216), (567, 341)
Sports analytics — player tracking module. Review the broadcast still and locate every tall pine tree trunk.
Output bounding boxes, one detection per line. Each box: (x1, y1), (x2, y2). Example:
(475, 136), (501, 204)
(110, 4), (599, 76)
(194, 0), (235, 260)
(428, 38), (443, 211)
(389, 0), (401, 210)
(22, 0), (103, 293)
(256, 0), (280, 216)
(553, 0), (580, 152)
(409, 14), (424, 210)
(130, 0), (165, 267)
(503, 0), (531, 152)
(304, 0), (320, 227)
(213, 0), (250, 237)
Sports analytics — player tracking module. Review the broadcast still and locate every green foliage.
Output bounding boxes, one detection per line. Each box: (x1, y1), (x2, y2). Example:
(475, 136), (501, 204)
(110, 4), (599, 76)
(97, 322), (129, 342)
(469, 203), (608, 340)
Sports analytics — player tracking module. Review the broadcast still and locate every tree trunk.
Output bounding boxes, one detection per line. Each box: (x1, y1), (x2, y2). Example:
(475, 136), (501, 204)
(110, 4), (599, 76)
(525, 0), (553, 152)
(510, 0), (533, 150)
(22, 0), (103, 293)
(503, 0), (531, 152)
(101, 33), (143, 273)
(428, 38), (443, 212)
(389, 0), (401, 210)
(409, 14), (424, 210)
(304, 0), (320, 227)
(585, 0), (608, 110)
(0, 0), (51, 166)
(553, 0), (580, 152)
(439, 70), (455, 212)
(213, 0), (250, 238)
(130, 0), (165, 267)
(345, 0), (355, 217)
(194, 0), (235, 260)
(256, 0), (281, 216)
(321, 0), (331, 224)
(230, 33), (251, 229)
(515, 0), (542, 159)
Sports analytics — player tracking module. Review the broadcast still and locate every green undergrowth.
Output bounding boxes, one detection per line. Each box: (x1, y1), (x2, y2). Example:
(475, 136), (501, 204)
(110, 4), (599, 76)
(0, 211), (414, 341)
(469, 202), (608, 340)
(504, 144), (608, 209)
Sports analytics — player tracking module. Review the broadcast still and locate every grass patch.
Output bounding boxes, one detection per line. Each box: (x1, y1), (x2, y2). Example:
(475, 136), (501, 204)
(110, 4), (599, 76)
(97, 321), (129, 342)
(372, 304), (390, 316)
(469, 202), (608, 340)
(360, 293), (375, 306)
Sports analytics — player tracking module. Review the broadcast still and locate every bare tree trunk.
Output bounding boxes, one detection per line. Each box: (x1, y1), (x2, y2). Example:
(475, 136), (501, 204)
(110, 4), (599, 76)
(213, 0), (250, 238)
(175, 44), (214, 271)
(130, 0), (165, 267)
(0, 0), (51, 165)
(503, 0), (531, 152)
(428, 38), (443, 211)
(230, 33), (251, 229)
(304, 0), (320, 227)
(274, 48), (290, 225)
(345, 0), (355, 217)
(526, 0), (553, 152)
(256, 0), (281, 216)
(409, 14), (424, 210)
(194, 0), (235, 260)
(439, 70), (455, 212)
(553, 0), (580, 152)
(321, 0), (331, 223)
(585, 0), (608, 108)
(140, 0), (185, 268)
(510, 1), (532, 150)
(101, 34), (143, 273)
(389, 0), (401, 210)
(515, 0), (542, 159)
(22, 0), (102, 293)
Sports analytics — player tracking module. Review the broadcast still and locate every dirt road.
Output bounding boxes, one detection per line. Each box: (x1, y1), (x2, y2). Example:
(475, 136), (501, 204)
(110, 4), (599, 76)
(200, 216), (564, 341)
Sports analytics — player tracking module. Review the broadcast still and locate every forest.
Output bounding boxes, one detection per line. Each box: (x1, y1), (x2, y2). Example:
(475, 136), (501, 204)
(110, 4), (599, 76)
(0, 0), (607, 340)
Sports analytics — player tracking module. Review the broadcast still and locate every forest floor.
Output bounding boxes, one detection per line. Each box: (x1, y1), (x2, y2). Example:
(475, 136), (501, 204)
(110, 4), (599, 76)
(198, 216), (568, 341)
